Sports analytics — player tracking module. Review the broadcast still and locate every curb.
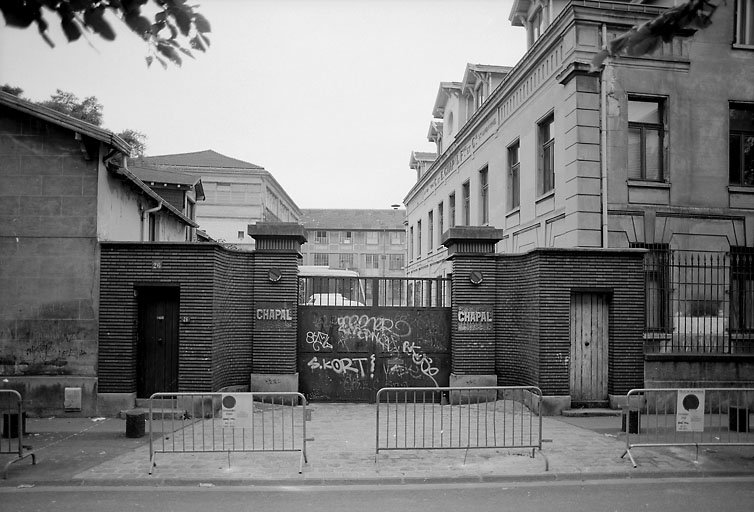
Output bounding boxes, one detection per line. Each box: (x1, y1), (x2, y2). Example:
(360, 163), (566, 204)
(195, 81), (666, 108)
(3, 469), (754, 488)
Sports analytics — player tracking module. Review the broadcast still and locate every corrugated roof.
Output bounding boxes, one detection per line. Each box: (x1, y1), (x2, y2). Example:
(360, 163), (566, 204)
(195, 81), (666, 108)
(138, 150), (263, 169)
(137, 150), (301, 214)
(129, 164), (202, 187)
(0, 91), (130, 155)
(300, 209), (406, 230)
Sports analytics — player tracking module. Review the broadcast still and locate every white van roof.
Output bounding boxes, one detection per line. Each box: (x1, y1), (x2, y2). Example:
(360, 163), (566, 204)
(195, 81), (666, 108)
(298, 266), (360, 277)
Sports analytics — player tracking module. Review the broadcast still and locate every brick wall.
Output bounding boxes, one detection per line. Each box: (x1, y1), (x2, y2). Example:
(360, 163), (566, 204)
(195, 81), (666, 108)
(450, 256), (498, 374)
(495, 249), (645, 396)
(496, 253), (540, 387)
(98, 242), (254, 393)
(250, 252), (299, 374)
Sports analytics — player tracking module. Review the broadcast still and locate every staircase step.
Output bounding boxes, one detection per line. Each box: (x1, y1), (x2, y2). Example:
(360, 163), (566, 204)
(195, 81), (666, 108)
(135, 398), (180, 409)
(562, 408), (621, 417)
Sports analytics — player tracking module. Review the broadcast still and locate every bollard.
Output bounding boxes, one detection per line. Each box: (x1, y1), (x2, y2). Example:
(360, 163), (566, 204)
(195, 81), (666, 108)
(622, 408), (640, 434)
(125, 409), (146, 438)
(729, 406), (749, 432)
(2, 413), (26, 439)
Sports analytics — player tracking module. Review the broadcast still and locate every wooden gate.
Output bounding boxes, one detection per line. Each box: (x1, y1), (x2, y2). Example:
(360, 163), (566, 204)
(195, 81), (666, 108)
(569, 292), (609, 405)
(297, 307), (451, 402)
(137, 286), (180, 398)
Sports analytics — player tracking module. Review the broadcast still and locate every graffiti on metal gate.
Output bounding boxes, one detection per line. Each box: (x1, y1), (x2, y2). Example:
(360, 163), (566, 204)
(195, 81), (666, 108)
(298, 308), (450, 402)
(305, 331), (333, 352)
(336, 315), (410, 352)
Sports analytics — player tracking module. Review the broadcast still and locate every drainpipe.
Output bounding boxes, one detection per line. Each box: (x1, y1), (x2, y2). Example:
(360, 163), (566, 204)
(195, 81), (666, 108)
(141, 202), (162, 241)
(600, 24), (610, 249)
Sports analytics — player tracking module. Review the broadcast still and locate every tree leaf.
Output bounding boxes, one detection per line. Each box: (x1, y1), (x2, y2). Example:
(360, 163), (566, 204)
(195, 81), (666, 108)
(125, 11), (152, 38)
(60, 17), (82, 42)
(84, 6), (116, 41)
(167, 21), (178, 40)
(146, 55), (154, 67)
(179, 47), (195, 59)
(151, 21), (164, 36)
(193, 13), (211, 33)
(157, 41), (182, 66)
(190, 34), (206, 52)
(69, 0), (90, 11)
(169, 4), (192, 36)
(121, 0), (150, 15)
(0, 0), (41, 28)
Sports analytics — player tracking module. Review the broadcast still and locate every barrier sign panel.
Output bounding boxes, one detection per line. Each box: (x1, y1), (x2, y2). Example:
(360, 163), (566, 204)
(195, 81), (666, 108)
(222, 394), (254, 429)
(676, 389), (705, 432)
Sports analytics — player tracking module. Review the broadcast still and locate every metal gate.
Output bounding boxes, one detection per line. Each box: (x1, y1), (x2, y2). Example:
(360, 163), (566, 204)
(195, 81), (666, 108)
(298, 276), (451, 402)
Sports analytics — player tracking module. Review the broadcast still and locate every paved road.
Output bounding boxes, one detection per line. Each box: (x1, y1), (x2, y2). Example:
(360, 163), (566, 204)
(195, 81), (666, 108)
(1, 476), (753, 512)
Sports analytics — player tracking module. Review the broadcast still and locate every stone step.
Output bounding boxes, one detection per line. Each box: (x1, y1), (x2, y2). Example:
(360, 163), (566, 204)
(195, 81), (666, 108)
(561, 408), (622, 417)
(135, 398), (180, 409)
(119, 407), (188, 420)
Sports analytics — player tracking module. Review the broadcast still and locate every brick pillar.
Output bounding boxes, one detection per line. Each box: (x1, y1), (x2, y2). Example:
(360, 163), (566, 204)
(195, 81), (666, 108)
(248, 223), (307, 393)
(443, 226), (503, 388)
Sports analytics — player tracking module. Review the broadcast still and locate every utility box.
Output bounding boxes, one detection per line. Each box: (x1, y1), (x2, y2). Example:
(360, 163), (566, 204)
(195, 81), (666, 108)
(64, 387), (82, 411)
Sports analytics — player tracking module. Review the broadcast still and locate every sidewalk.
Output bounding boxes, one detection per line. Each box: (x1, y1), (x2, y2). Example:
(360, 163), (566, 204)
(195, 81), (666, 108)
(2, 403), (754, 486)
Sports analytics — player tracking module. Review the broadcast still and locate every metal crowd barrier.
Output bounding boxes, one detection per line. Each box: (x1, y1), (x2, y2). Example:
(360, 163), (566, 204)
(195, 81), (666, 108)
(148, 392), (309, 475)
(375, 386), (546, 469)
(622, 387), (754, 467)
(1, 390), (36, 479)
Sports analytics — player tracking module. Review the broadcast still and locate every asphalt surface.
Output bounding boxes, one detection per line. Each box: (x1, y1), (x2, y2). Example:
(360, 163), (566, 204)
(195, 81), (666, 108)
(2, 403), (754, 486)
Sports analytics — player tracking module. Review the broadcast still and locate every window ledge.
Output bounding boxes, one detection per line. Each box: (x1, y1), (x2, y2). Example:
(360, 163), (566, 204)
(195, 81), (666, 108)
(728, 185), (754, 194)
(732, 43), (754, 51)
(627, 180), (670, 189)
(535, 190), (555, 204)
(506, 207), (520, 218)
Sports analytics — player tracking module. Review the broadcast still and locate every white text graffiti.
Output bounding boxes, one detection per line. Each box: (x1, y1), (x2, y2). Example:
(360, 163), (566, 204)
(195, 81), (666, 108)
(307, 354), (375, 378)
(402, 340), (439, 384)
(305, 331), (333, 351)
(337, 315), (411, 352)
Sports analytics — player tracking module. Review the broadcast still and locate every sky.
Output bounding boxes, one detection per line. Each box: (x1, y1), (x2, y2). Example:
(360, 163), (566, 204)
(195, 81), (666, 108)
(0, 0), (527, 209)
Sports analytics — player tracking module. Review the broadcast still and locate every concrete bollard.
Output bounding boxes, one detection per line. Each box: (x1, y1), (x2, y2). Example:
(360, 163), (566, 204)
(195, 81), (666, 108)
(622, 408), (641, 434)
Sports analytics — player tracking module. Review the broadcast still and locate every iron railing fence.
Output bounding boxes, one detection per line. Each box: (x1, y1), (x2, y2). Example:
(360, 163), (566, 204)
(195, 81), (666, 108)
(622, 388), (754, 468)
(298, 276), (451, 308)
(643, 249), (754, 354)
(1, 390), (36, 479)
(148, 392), (308, 475)
(375, 386), (546, 469)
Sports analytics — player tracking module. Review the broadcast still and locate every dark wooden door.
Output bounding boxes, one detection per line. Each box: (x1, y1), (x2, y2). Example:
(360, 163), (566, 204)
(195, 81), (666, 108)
(137, 287), (179, 398)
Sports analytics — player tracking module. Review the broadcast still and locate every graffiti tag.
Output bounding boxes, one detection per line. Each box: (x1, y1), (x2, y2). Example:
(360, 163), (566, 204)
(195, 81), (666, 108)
(305, 331), (333, 352)
(337, 315), (412, 352)
(307, 356), (370, 377)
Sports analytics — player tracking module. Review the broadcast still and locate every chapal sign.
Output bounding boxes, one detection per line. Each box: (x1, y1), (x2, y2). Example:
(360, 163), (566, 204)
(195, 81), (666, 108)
(255, 302), (293, 330)
(457, 305), (494, 332)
